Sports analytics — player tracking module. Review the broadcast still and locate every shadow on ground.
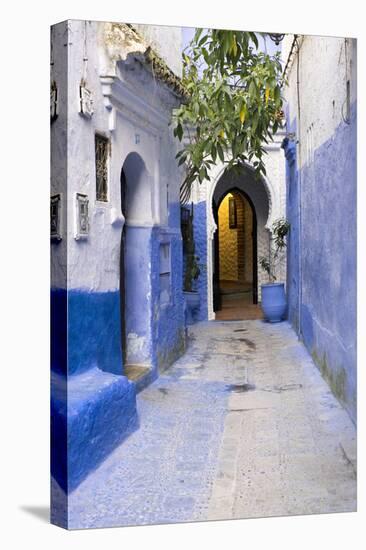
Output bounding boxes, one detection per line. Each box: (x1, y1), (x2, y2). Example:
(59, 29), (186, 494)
(20, 506), (49, 523)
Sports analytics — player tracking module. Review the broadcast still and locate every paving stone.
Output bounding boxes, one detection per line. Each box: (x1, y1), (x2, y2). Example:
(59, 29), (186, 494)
(63, 319), (356, 528)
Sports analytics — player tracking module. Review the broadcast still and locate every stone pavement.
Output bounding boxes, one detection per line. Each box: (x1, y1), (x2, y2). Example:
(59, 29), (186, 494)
(66, 320), (356, 529)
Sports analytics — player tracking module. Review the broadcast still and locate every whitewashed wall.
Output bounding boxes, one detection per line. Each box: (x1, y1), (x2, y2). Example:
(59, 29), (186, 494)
(134, 24), (183, 77)
(282, 34), (357, 168)
(51, 20), (183, 293)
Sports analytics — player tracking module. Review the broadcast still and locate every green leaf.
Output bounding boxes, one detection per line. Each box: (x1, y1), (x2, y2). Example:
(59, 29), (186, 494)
(178, 152), (188, 166)
(198, 34), (208, 47)
(252, 112), (259, 133)
(249, 79), (257, 99)
(202, 47), (210, 65)
(239, 103), (247, 124)
(217, 142), (224, 162)
(194, 28), (203, 43)
(250, 32), (259, 49)
(176, 123), (183, 141)
(199, 166), (206, 181)
(173, 28), (284, 197)
(211, 143), (217, 162)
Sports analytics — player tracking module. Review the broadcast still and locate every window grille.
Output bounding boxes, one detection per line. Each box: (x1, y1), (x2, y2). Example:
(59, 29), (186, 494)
(95, 134), (109, 201)
(50, 194), (61, 241)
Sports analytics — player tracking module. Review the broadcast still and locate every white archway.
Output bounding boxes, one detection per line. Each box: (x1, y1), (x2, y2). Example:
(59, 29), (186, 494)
(202, 161), (284, 320)
(122, 152), (153, 226)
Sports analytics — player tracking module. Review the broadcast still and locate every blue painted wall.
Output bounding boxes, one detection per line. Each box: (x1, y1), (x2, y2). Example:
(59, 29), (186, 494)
(124, 226), (154, 367)
(68, 289), (123, 375)
(51, 368), (138, 494)
(51, 288), (67, 376)
(285, 103), (357, 422)
(151, 224), (186, 371)
(51, 288), (123, 376)
(123, 206), (186, 375)
(51, 207), (187, 502)
(51, 286), (138, 498)
(282, 119), (300, 331)
(191, 201), (208, 322)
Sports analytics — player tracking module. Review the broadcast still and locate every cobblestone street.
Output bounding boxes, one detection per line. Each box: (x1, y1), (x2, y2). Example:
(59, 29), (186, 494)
(67, 320), (356, 529)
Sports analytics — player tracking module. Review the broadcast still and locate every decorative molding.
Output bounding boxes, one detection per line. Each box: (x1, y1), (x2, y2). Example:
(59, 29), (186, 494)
(100, 74), (171, 133)
(101, 22), (187, 99)
(75, 193), (89, 240)
(79, 82), (94, 118)
(100, 23), (185, 133)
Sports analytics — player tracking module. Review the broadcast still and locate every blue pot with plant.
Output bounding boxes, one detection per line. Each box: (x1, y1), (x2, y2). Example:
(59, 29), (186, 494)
(181, 205), (202, 324)
(260, 218), (290, 323)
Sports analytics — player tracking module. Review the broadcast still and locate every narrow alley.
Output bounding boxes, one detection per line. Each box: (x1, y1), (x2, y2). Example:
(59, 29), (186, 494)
(64, 320), (356, 529)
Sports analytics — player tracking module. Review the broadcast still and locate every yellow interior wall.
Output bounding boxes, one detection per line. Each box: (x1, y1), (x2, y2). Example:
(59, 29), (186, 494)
(218, 194), (238, 280)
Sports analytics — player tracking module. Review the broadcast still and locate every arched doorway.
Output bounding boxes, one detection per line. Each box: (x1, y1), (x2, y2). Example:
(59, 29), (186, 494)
(120, 152), (153, 383)
(213, 188), (261, 320)
(207, 164), (271, 321)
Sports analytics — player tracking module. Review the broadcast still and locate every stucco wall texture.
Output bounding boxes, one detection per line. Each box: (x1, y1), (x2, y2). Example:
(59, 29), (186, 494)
(192, 201), (208, 322)
(52, 20), (186, 370)
(283, 35), (357, 423)
(51, 20), (186, 512)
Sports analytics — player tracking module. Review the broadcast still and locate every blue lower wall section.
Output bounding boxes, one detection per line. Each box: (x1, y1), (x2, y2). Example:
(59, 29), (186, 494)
(123, 218), (186, 373)
(51, 205), (187, 507)
(68, 289), (123, 376)
(51, 202), (187, 512)
(51, 368), (137, 495)
(51, 288), (67, 376)
(285, 103), (357, 422)
(51, 287), (137, 502)
(151, 225), (186, 371)
(191, 201), (208, 322)
(51, 288), (123, 376)
(283, 121), (300, 331)
(124, 226), (154, 366)
(50, 372), (67, 513)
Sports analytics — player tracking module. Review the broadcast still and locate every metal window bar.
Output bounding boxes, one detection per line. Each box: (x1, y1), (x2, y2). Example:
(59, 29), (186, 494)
(95, 134), (109, 201)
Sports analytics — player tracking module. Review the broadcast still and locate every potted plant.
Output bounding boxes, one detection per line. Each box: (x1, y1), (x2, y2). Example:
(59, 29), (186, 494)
(181, 205), (201, 324)
(259, 218), (290, 323)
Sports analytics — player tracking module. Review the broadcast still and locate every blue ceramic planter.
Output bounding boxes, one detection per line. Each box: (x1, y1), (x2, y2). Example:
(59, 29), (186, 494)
(261, 283), (287, 323)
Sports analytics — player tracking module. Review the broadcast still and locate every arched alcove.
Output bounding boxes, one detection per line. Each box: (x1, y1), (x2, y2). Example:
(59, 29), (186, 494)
(122, 152), (153, 225)
(120, 152), (153, 382)
(206, 163), (273, 320)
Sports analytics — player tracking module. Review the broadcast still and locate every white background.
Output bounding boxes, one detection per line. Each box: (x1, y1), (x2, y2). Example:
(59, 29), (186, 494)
(0, 1), (364, 548)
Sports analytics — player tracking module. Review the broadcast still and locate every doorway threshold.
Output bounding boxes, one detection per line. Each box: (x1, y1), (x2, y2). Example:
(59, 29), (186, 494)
(124, 364), (154, 393)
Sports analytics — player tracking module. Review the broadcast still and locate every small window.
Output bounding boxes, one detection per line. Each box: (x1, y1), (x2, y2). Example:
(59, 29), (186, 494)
(159, 243), (171, 305)
(95, 134), (109, 201)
